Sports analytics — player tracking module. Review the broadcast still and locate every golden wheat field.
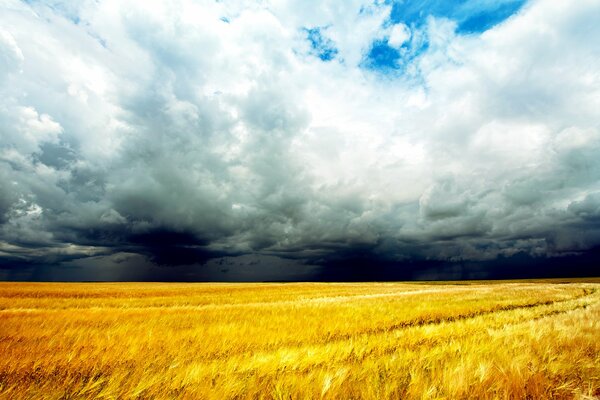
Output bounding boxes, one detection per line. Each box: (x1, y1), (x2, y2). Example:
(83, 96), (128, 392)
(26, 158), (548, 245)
(0, 280), (599, 399)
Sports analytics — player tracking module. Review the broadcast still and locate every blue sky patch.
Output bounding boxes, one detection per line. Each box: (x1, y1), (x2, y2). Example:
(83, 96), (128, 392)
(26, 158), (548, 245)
(363, 0), (527, 73)
(362, 36), (429, 74)
(365, 39), (401, 70)
(388, 0), (527, 34)
(304, 27), (338, 61)
(456, 1), (527, 34)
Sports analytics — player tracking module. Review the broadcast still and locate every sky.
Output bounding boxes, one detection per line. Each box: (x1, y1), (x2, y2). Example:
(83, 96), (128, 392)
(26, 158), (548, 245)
(1, 0), (599, 281)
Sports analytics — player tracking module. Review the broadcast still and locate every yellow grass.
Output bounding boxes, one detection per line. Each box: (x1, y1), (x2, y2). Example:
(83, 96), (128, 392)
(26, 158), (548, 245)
(1, 280), (599, 399)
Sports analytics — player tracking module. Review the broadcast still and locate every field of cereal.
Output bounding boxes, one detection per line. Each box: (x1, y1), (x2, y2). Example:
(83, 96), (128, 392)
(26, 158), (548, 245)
(0, 280), (599, 399)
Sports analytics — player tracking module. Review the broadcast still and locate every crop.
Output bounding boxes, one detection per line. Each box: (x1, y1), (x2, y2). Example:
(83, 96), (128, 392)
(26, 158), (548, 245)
(0, 280), (599, 399)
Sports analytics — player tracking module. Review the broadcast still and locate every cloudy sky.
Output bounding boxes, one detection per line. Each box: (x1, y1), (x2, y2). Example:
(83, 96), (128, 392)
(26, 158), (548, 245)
(1, 0), (599, 281)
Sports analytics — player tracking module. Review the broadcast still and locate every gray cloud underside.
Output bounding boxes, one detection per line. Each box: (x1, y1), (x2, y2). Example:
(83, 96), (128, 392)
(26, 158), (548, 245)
(1, 0), (600, 276)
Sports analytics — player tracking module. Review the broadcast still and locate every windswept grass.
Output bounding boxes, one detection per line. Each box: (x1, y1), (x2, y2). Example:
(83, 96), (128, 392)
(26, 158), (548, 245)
(0, 280), (599, 399)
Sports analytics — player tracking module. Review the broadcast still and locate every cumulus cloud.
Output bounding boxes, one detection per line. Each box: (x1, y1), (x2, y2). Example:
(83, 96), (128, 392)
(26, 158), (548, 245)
(388, 23), (411, 48)
(1, 0), (600, 280)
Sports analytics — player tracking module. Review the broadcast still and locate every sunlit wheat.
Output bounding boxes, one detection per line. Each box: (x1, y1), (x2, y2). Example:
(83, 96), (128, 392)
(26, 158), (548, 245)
(0, 280), (599, 399)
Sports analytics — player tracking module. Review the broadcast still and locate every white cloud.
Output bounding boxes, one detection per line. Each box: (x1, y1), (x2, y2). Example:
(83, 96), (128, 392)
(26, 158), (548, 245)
(0, 0), (599, 271)
(0, 29), (24, 75)
(388, 23), (410, 48)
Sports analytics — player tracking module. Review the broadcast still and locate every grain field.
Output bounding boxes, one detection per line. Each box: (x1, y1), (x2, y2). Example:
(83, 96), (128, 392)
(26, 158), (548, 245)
(0, 280), (599, 399)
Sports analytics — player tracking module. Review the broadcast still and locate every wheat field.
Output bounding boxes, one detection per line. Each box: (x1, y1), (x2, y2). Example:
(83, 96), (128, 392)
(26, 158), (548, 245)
(0, 280), (599, 399)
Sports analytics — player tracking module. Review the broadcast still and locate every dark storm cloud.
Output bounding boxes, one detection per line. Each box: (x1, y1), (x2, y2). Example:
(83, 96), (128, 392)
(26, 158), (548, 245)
(1, 0), (600, 280)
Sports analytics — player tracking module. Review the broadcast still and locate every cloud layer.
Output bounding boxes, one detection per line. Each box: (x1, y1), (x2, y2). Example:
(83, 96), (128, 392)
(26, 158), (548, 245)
(1, 0), (600, 280)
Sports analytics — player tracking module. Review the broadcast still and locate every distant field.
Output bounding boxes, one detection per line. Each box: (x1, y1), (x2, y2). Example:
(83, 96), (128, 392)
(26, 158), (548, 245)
(0, 280), (599, 399)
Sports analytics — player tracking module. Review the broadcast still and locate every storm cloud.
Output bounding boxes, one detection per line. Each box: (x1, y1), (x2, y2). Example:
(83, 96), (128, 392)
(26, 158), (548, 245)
(1, 0), (600, 280)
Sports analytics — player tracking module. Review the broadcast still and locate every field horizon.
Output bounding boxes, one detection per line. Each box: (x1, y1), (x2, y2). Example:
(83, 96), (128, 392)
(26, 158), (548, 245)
(1, 279), (599, 399)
